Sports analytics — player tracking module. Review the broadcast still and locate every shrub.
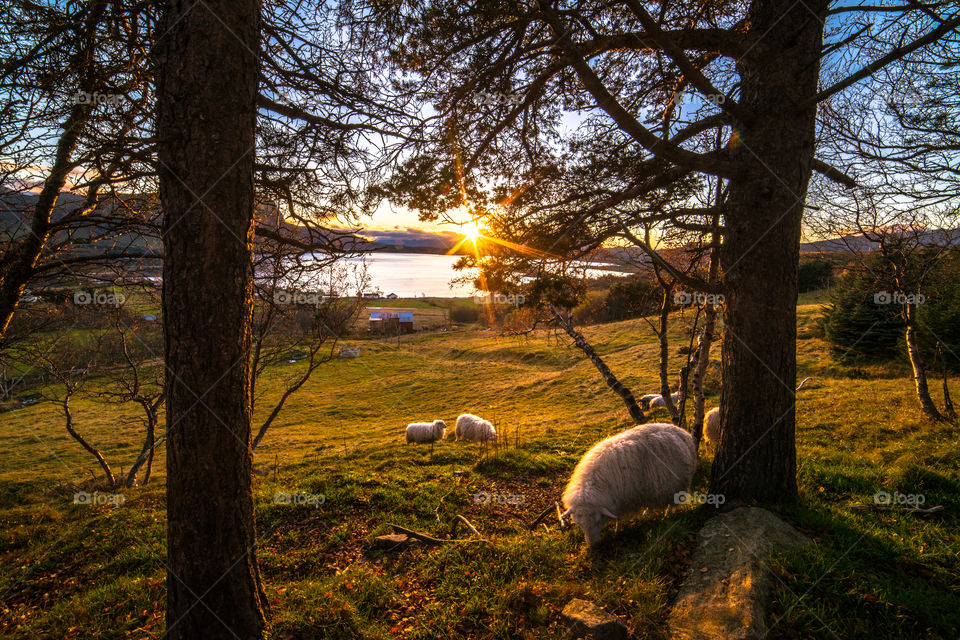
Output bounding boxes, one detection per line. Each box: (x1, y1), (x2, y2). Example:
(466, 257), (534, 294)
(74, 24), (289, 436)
(798, 258), (834, 292)
(820, 271), (904, 361)
(574, 277), (662, 324)
(449, 301), (480, 323)
(820, 251), (960, 366)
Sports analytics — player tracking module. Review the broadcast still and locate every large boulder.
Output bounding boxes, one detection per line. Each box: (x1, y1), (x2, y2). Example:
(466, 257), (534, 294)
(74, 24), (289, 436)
(668, 507), (812, 640)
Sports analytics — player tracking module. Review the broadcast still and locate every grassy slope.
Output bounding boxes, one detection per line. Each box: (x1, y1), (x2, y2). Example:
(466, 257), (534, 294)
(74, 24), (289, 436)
(0, 292), (958, 639)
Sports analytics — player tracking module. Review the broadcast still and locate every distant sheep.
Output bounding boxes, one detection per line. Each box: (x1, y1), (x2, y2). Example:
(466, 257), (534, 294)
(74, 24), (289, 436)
(405, 420), (447, 444)
(455, 414), (497, 442)
(562, 423), (696, 547)
(639, 394), (660, 409)
(649, 391), (681, 409)
(704, 407), (720, 444)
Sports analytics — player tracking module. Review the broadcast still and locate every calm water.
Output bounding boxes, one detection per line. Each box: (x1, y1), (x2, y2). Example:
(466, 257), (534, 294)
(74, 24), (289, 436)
(306, 252), (625, 298)
(343, 253), (475, 298)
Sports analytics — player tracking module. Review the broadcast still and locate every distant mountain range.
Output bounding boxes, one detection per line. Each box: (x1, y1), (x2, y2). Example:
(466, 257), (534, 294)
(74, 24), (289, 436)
(799, 229), (960, 253)
(0, 189), (477, 256)
(4, 189), (956, 259)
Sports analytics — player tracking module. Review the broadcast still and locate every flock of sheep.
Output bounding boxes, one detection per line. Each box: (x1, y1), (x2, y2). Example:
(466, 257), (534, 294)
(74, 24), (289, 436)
(404, 399), (722, 547)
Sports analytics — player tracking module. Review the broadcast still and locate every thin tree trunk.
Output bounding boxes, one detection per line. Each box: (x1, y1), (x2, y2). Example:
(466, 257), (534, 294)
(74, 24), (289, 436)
(156, 1), (266, 638)
(656, 288), (681, 425)
(690, 306), (716, 448)
(691, 177), (724, 450)
(710, 0), (829, 503)
(62, 396), (116, 487)
(550, 305), (646, 424)
(904, 302), (942, 420)
(124, 402), (157, 487)
(938, 343), (956, 419)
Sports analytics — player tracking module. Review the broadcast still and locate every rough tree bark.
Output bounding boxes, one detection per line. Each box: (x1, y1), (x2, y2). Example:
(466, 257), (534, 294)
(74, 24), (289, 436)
(710, 0), (829, 503)
(550, 305), (646, 424)
(156, 1), (266, 638)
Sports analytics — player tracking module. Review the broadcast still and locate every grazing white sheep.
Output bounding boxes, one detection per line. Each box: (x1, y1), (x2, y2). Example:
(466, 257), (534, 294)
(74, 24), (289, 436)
(649, 391), (682, 409)
(455, 413), (497, 442)
(562, 423), (696, 547)
(704, 407), (720, 444)
(405, 420), (447, 444)
(639, 393), (661, 409)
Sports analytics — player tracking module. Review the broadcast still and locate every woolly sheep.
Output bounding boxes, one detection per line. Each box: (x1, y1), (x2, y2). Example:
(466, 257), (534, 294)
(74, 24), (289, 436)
(562, 423), (696, 547)
(704, 407), (720, 444)
(639, 393), (661, 409)
(649, 391), (682, 409)
(455, 413), (497, 442)
(405, 420), (447, 444)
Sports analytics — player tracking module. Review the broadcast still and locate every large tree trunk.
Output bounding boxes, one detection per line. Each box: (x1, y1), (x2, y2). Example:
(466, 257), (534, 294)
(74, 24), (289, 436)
(156, 1), (266, 638)
(904, 302), (942, 420)
(710, 0), (828, 503)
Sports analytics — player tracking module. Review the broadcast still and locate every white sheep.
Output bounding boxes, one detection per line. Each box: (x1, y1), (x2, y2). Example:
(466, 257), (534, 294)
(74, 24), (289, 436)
(455, 413), (497, 442)
(405, 420), (447, 444)
(639, 393), (661, 409)
(561, 423), (696, 547)
(649, 391), (682, 409)
(704, 407), (720, 444)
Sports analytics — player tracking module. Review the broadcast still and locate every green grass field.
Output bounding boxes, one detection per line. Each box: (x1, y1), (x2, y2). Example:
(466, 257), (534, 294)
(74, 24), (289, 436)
(0, 292), (958, 639)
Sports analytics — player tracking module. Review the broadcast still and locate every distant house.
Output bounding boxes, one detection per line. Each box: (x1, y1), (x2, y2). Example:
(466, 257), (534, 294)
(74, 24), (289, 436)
(369, 309), (415, 334)
(386, 292), (398, 300)
(362, 292), (381, 300)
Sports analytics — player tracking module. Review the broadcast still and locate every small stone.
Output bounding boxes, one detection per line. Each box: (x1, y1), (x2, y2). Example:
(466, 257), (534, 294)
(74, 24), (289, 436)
(561, 599), (628, 640)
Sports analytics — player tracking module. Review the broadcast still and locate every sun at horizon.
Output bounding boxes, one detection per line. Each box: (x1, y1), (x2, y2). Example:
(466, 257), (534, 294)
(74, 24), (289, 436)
(462, 220), (481, 242)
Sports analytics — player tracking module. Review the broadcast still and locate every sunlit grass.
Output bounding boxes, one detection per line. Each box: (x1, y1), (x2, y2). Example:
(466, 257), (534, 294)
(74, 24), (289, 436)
(0, 295), (958, 638)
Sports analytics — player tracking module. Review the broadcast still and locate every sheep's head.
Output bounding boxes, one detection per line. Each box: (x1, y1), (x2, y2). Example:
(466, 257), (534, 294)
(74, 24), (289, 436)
(434, 420), (447, 438)
(571, 507), (616, 547)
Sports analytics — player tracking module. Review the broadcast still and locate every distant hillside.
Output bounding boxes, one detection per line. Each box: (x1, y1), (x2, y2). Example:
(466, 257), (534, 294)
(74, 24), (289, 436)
(800, 229), (960, 253)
